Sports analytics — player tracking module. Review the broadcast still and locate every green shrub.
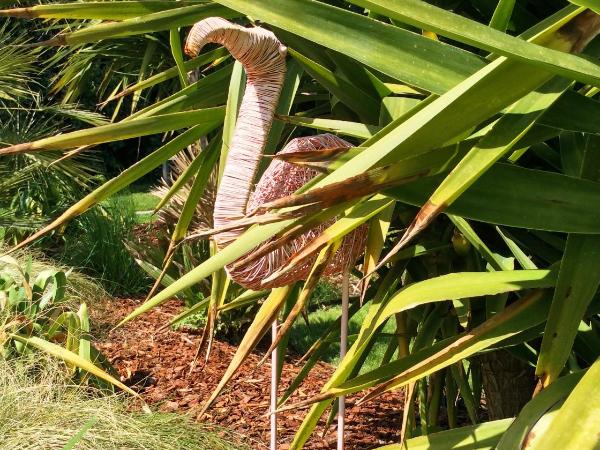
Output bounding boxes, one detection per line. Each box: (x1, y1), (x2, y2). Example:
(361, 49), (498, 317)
(61, 198), (151, 296)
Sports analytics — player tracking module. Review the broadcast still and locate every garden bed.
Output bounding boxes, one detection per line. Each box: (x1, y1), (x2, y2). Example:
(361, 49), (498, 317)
(92, 298), (404, 449)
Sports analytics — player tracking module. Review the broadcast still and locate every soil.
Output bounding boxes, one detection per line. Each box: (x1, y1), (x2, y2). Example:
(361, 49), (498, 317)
(92, 298), (404, 449)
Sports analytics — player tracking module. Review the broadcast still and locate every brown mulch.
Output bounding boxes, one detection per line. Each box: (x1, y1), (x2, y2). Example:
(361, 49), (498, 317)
(92, 298), (404, 449)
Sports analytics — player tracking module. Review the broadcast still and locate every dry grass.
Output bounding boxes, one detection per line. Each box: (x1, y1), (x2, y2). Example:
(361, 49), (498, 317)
(0, 355), (247, 450)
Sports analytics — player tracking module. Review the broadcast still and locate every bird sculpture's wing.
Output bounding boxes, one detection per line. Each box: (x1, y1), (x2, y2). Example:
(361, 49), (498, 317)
(228, 133), (367, 290)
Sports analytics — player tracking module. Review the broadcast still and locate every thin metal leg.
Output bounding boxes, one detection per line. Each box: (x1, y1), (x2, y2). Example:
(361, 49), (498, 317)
(271, 320), (278, 450)
(338, 269), (350, 450)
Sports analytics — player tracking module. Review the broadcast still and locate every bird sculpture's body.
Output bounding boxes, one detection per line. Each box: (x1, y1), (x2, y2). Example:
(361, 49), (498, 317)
(185, 18), (365, 450)
(184, 17), (366, 290)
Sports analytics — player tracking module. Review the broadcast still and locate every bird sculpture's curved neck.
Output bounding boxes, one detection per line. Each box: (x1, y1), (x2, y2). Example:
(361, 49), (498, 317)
(185, 18), (287, 248)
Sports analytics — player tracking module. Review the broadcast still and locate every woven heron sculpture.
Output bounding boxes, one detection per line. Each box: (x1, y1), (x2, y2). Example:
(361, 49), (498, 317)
(185, 17), (366, 450)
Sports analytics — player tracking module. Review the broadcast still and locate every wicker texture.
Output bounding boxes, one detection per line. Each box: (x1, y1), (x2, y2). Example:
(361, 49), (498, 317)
(186, 19), (366, 290)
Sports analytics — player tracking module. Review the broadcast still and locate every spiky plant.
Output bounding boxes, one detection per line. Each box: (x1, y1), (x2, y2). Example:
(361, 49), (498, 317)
(3, 2), (600, 449)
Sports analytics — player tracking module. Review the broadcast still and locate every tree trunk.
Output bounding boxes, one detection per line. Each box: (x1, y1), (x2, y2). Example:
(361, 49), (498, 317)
(479, 350), (536, 420)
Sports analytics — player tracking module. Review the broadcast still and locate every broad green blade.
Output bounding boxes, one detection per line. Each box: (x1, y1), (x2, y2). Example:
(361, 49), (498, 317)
(169, 28), (190, 89)
(496, 370), (585, 450)
(536, 135), (600, 385)
(219, 290), (268, 313)
(329, 289), (552, 402)
(388, 163), (600, 234)
(37, 4), (239, 46)
(168, 298), (210, 328)
(570, 1), (600, 14)
(496, 227), (538, 270)
(450, 216), (512, 271)
(286, 8), (594, 216)
(539, 90), (600, 135)
(376, 270), (555, 327)
(0, 107), (224, 154)
(291, 271), (554, 448)
(376, 419), (513, 450)
(397, 77), (572, 250)
(214, 0), (485, 94)
(537, 234), (600, 384)
(10, 335), (143, 400)
(276, 115), (380, 139)
(528, 359), (600, 450)
(0, 1), (200, 20)
(489, 0), (516, 32)
(290, 49), (379, 123)
(348, 1), (600, 87)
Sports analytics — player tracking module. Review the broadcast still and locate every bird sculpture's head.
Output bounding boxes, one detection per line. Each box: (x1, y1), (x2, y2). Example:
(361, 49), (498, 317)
(185, 17), (286, 77)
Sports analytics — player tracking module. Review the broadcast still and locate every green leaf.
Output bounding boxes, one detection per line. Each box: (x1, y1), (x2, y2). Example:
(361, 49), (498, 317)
(496, 370), (585, 450)
(528, 358), (600, 450)
(38, 4), (239, 46)
(427, 77), (571, 213)
(489, 0), (516, 32)
(539, 90), (600, 135)
(0, 1), (199, 20)
(536, 135), (600, 385)
(376, 270), (555, 326)
(128, 64), (232, 119)
(61, 416), (98, 450)
(215, 0), (485, 94)
(219, 61), (245, 180)
(10, 335), (143, 400)
(496, 227), (538, 270)
(388, 163), (600, 234)
(329, 289), (552, 402)
(169, 28), (190, 89)
(287, 8), (592, 217)
(376, 419), (513, 450)
(348, 1), (600, 87)
(276, 115), (380, 139)
(104, 47), (229, 104)
(290, 49), (379, 123)
(291, 271), (553, 448)
(8, 123), (215, 253)
(0, 107), (225, 153)
(170, 136), (221, 243)
(200, 285), (294, 412)
(569, 1), (600, 14)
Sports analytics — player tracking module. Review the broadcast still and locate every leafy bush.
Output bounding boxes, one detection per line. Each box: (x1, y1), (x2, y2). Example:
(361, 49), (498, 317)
(0, 247), (128, 393)
(0, 356), (247, 450)
(61, 198), (151, 296)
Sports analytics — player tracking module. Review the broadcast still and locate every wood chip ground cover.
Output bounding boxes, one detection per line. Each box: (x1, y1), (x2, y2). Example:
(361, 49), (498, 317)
(92, 298), (405, 449)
